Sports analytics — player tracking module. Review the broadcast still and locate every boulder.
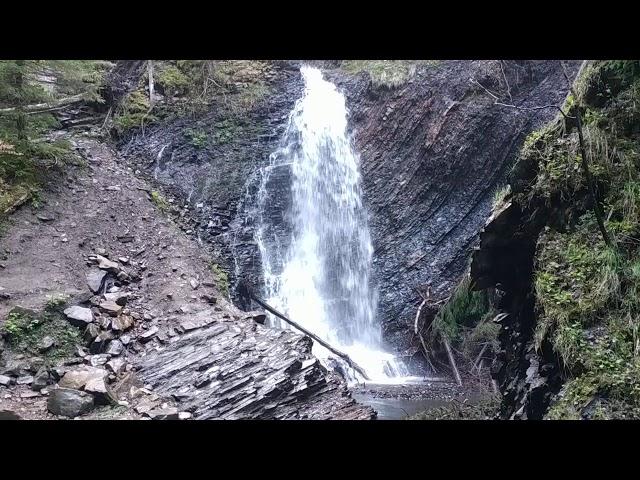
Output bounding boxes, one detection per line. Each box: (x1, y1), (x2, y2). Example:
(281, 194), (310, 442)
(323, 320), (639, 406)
(47, 388), (94, 417)
(63, 306), (93, 327)
(0, 374), (13, 386)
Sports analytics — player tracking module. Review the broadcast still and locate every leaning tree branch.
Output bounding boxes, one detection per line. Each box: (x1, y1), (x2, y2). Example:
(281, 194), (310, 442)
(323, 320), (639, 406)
(0, 93), (85, 115)
(560, 61), (613, 247)
(249, 293), (371, 381)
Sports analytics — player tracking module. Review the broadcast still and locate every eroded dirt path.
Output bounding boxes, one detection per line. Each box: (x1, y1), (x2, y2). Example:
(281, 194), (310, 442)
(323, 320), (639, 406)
(0, 134), (373, 420)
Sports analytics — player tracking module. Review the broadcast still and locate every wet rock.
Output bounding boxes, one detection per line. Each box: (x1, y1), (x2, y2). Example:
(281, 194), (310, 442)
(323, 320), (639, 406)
(16, 375), (34, 385)
(106, 340), (124, 356)
(136, 320), (375, 420)
(245, 311), (267, 325)
(139, 326), (158, 343)
(86, 269), (107, 294)
(111, 315), (134, 332)
(47, 388), (94, 417)
(64, 306), (93, 327)
(0, 374), (13, 386)
(32, 369), (50, 390)
(147, 407), (179, 420)
(38, 335), (56, 352)
(99, 300), (123, 316)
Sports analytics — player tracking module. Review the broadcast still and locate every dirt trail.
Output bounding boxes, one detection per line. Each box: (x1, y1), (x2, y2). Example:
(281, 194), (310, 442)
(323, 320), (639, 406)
(0, 133), (373, 420)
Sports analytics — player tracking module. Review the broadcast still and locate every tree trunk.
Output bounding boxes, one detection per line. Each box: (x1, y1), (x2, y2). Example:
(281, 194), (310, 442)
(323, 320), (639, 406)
(148, 60), (155, 107)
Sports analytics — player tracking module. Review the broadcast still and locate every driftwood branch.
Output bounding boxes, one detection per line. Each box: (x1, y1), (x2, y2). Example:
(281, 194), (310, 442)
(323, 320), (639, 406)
(442, 337), (463, 387)
(249, 294), (371, 381)
(0, 93), (85, 115)
(413, 296), (437, 373)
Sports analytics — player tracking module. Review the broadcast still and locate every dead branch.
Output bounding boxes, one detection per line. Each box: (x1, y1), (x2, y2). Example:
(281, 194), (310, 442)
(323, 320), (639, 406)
(472, 343), (489, 371)
(561, 61), (613, 247)
(2, 192), (30, 215)
(249, 293), (371, 381)
(499, 61), (512, 102)
(443, 337), (463, 387)
(0, 93), (85, 115)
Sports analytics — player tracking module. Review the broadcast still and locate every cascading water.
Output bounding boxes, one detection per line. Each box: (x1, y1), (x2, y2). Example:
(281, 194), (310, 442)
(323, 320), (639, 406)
(255, 66), (414, 384)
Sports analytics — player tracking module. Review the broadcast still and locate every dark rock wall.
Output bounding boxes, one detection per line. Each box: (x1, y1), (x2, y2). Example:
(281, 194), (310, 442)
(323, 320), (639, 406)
(327, 60), (581, 352)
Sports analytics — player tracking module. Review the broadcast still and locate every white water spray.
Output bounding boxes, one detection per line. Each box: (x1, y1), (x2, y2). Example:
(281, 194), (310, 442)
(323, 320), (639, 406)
(255, 66), (413, 384)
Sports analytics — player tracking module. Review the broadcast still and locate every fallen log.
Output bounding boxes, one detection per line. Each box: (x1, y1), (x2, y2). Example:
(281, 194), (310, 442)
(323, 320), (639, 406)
(249, 294), (371, 381)
(0, 93), (85, 115)
(442, 337), (463, 387)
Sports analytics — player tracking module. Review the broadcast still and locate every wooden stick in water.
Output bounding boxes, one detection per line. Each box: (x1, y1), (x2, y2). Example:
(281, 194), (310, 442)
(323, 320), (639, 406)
(250, 294), (371, 381)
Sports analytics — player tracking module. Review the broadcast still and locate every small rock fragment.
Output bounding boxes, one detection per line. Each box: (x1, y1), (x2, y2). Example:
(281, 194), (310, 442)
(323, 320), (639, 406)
(86, 269), (107, 294)
(105, 340), (124, 356)
(139, 327), (158, 343)
(106, 358), (126, 375)
(64, 306), (93, 327)
(147, 407), (179, 420)
(111, 315), (134, 332)
(99, 300), (123, 316)
(16, 375), (34, 385)
(38, 335), (56, 352)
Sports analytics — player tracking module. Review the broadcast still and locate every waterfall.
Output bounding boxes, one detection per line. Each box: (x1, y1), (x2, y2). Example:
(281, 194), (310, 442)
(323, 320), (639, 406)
(255, 66), (412, 383)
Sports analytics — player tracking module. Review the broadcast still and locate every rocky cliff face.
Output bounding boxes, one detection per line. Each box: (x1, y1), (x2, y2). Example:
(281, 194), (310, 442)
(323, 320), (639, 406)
(328, 60), (581, 353)
(116, 60), (580, 365)
(471, 61), (640, 419)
